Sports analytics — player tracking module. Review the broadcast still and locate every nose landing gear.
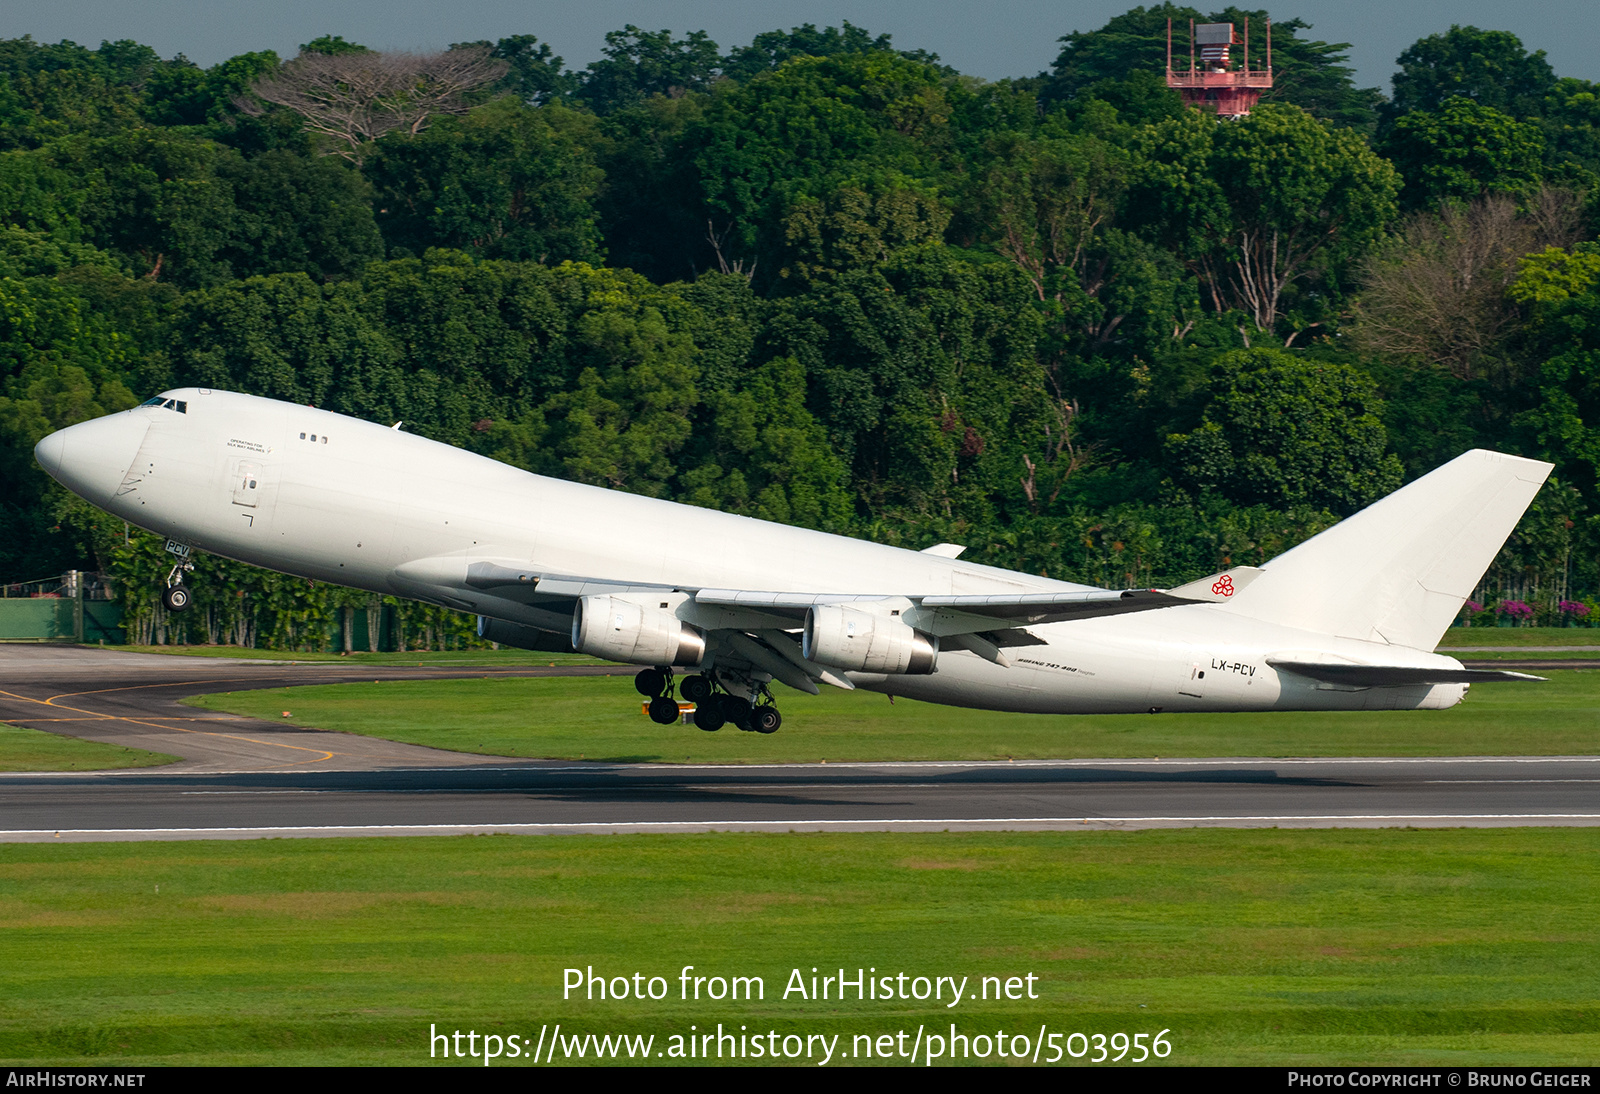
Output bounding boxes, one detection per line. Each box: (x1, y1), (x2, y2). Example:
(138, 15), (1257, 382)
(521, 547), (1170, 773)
(161, 560), (195, 613)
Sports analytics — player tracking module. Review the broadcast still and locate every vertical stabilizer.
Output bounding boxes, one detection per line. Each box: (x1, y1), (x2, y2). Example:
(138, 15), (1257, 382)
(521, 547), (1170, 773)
(1218, 450), (1552, 650)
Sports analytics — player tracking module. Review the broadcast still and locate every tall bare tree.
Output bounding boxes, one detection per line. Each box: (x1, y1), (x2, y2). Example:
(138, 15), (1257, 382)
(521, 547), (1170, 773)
(242, 46), (508, 162)
(1350, 189), (1585, 379)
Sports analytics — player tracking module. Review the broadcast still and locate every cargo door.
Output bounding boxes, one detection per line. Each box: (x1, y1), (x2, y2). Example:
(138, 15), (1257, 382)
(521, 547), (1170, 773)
(230, 459), (262, 507)
(1175, 660), (1205, 701)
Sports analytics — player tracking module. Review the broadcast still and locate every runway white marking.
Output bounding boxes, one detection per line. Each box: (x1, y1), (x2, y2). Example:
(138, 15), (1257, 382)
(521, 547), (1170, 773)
(7, 814), (1600, 841)
(1422, 779), (1600, 784)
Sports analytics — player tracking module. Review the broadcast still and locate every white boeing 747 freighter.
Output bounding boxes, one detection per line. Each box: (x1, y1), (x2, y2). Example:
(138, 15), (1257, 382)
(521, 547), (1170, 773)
(35, 388), (1548, 732)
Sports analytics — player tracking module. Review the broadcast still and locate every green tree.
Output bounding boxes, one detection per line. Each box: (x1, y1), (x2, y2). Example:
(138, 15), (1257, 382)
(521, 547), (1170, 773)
(0, 37), (160, 150)
(218, 149), (383, 279)
(576, 27), (722, 114)
(0, 275), (140, 575)
(1127, 104), (1399, 330)
(526, 264), (700, 496)
(1538, 77), (1600, 185)
(1385, 26), (1555, 125)
(367, 100), (602, 264)
(453, 35), (573, 106)
(43, 129), (237, 286)
(686, 51), (953, 281)
(1509, 245), (1600, 502)
(777, 177), (949, 288)
(0, 226), (117, 278)
(1056, 70), (1186, 128)
(1381, 97), (1546, 211)
(298, 36), (371, 56)
(590, 93), (712, 282)
(1165, 347), (1402, 513)
(722, 22), (897, 81)
(676, 352), (854, 530)
(173, 273), (390, 410)
(961, 130), (1128, 312)
(758, 248), (1050, 528)
(0, 150), (87, 240)
(141, 50), (280, 128)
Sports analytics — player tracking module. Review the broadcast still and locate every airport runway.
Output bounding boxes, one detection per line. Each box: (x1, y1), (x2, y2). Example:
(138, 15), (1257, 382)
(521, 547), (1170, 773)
(3, 756), (1599, 840)
(2, 646), (1597, 840)
(0, 644), (632, 771)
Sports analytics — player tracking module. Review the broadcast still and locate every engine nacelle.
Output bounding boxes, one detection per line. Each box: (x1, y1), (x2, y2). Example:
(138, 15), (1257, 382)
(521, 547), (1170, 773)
(477, 616), (574, 654)
(802, 604), (938, 675)
(571, 594), (706, 667)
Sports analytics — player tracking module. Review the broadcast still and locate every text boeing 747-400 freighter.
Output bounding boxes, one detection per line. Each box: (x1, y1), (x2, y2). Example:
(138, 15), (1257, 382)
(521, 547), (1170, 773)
(35, 389), (1548, 733)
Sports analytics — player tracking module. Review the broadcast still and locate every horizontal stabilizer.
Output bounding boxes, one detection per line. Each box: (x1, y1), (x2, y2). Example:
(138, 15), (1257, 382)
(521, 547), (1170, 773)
(1268, 658), (1545, 687)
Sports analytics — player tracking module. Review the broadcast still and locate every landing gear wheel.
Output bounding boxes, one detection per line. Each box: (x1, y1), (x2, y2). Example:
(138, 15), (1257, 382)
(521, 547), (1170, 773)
(680, 674), (713, 703)
(647, 695), (681, 725)
(692, 695), (725, 732)
(752, 705), (782, 734)
(721, 696), (752, 729)
(161, 585), (192, 613)
(635, 668), (668, 698)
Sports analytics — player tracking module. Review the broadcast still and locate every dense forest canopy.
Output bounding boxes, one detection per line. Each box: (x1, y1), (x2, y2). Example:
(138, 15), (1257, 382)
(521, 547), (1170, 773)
(4, 9), (1600, 644)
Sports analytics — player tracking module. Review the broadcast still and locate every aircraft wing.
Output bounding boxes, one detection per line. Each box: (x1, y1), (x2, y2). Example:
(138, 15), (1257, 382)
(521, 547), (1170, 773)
(696, 587), (1197, 627)
(453, 560), (1253, 629)
(430, 559), (1267, 688)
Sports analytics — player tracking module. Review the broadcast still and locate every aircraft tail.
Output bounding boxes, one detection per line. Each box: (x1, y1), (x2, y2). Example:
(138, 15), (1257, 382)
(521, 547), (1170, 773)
(1219, 449), (1553, 651)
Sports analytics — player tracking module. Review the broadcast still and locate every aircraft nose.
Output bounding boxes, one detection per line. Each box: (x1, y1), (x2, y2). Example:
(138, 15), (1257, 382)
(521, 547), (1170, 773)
(33, 430), (66, 479)
(34, 412), (151, 506)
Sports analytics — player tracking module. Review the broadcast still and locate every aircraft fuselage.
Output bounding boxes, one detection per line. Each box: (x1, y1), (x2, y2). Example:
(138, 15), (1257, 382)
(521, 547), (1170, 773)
(36, 389), (1471, 716)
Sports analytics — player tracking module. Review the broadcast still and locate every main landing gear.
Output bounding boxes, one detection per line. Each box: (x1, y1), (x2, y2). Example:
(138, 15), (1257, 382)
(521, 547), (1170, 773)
(635, 667), (682, 725)
(161, 559), (195, 613)
(634, 668), (782, 733)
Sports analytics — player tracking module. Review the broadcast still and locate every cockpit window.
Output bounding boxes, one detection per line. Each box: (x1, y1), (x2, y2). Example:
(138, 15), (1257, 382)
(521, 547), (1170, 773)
(138, 396), (188, 414)
(139, 396), (164, 407)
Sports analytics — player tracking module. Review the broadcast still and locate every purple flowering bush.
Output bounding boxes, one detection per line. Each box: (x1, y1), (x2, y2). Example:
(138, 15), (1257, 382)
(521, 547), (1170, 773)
(1496, 600), (1535, 624)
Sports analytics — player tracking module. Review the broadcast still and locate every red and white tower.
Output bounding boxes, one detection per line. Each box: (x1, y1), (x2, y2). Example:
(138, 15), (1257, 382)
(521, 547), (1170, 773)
(1165, 18), (1273, 118)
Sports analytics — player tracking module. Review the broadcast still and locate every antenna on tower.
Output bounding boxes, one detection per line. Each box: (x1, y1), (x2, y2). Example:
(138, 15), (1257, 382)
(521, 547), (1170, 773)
(1165, 17), (1273, 118)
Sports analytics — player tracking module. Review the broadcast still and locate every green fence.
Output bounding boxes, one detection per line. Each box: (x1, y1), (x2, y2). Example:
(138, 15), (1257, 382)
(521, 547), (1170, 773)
(0, 572), (125, 643)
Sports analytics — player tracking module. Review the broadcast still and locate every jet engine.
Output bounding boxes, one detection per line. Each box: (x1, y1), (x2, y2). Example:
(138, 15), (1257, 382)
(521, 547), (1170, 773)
(477, 616), (574, 654)
(802, 603), (938, 675)
(571, 594), (706, 666)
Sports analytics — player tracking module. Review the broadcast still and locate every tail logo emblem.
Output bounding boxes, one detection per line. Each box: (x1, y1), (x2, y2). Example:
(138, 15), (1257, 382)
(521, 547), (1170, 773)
(1212, 575), (1235, 597)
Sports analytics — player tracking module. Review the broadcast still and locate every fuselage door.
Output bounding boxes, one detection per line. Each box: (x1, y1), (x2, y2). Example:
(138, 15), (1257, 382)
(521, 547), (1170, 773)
(1176, 661), (1204, 700)
(231, 459), (263, 507)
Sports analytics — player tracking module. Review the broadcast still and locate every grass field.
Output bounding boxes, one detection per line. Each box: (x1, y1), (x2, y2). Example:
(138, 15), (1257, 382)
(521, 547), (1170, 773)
(1438, 627), (1600, 647)
(1447, 649), (1600, 660)
(0, 829), (1594, 1066)
(0, 723), (176, 771)
(191, 670), (1600, 762)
